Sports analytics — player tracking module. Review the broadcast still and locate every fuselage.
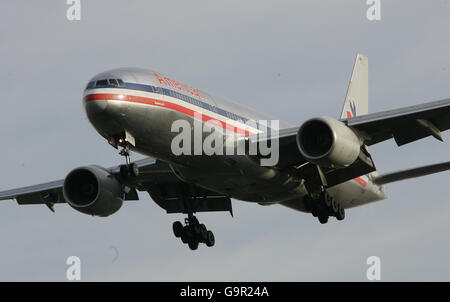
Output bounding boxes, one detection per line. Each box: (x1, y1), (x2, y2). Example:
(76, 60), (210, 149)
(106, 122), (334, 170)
(83, 68), (386, 212)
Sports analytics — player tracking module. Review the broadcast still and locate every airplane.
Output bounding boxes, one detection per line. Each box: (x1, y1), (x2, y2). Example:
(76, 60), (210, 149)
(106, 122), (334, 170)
(2, 53), (450, 251)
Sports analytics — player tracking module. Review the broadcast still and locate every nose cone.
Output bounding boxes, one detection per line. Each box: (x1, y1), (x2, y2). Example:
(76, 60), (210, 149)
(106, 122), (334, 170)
(83, 97), (115, 138)
(83, 94), (124, 140)
(84, 98), (108, 118)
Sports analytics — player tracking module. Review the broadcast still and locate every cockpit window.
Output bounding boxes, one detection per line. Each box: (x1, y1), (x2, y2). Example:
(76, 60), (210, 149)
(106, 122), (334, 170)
(96, 79), (108, 86)
(86, 78), (124, 89)
(85, 81), (95, 89)
(108, 79), (119, 86)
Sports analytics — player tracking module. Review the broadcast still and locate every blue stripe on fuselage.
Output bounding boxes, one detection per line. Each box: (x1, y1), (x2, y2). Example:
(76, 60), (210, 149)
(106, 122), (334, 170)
(91, 82), (251, 125)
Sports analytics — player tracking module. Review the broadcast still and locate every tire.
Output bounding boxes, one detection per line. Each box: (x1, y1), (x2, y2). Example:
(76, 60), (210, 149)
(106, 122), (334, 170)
(192, 223), (201, 237)
(172, 221), (183, 238)
(199, 224), (208, 242)
(119, 164), (129, 178)
(318, 215), (329, 224)
(206, 231), (215, 247)
(128, 163), (139, 177)
(188, 240), (199, 250)
(336, 205), (345, 221)
(181, 226), (190, 244)
(331, 198), (339, 213)
(324, 193), (332, 208)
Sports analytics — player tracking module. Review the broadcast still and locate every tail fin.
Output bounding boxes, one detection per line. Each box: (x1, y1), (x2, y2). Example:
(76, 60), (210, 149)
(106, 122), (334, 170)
(340, 53), (369, 119)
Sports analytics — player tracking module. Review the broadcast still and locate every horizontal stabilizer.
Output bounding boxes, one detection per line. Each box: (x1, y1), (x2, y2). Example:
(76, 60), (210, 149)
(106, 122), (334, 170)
(373, 161), (450, 185)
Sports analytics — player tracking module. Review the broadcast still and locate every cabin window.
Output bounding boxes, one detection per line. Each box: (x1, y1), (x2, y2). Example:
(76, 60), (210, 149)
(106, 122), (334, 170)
(117, 79), (125, 87)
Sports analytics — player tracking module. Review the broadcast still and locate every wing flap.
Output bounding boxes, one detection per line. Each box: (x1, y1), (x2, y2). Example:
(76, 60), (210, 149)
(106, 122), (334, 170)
(17, 188), (66, 205)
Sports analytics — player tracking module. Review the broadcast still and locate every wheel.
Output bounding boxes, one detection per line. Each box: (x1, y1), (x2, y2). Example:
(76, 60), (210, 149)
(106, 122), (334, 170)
(324, 192), (332, 208)
(188, 219), (202, 240)
(172, 221), (183, 238)
(119, 164), (129, 178)
(180, 226), (191, 244)
(336, 205), (345, 221)
(128, 163), (139, 177)
(188, 239), (199, 250)
(318, 215), (329, 224)
(206, 231), (215, 247)
(199, 224), (208, 242)
(331, 198), (339, 213)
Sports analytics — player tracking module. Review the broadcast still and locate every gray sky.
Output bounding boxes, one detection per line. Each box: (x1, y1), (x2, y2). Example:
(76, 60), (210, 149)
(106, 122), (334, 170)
(1, 0), (450, 281)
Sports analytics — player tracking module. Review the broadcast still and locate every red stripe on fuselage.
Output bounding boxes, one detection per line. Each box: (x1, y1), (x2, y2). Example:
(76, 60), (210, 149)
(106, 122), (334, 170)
(84, 93), (252, 135)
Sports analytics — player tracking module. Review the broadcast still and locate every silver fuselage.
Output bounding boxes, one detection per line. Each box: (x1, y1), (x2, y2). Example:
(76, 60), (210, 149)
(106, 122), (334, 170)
(83, 68), (386, 212)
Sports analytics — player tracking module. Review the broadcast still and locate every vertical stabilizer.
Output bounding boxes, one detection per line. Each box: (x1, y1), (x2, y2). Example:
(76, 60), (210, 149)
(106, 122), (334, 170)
(340, 54), (369, 119)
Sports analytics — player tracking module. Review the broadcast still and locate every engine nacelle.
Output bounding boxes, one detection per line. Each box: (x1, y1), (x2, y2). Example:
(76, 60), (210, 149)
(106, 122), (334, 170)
(296, 116), (362, 168)
(63, 165), (123, 217)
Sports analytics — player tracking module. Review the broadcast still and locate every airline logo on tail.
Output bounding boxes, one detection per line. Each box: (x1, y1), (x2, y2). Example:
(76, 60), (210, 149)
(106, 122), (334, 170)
(340, 53), (368, 119)
(346, 99), (357, 118)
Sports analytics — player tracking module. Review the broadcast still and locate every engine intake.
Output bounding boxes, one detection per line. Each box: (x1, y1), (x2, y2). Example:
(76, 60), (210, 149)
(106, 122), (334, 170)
(296, 116), (362, 168)
(63, 165), (123, 217)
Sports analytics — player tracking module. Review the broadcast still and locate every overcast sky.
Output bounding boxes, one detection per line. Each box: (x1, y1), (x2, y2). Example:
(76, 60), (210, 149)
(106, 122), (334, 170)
(1, 0), (450, 281)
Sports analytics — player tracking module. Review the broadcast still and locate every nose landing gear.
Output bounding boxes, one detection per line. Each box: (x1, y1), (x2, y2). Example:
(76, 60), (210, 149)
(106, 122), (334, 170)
(173, 214), (215, 250)
(115, 132), (139, 179)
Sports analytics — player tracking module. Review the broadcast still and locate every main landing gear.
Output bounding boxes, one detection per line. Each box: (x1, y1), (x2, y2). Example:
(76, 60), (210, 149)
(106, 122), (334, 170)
(309, 191), (345, 224)
(172, 214), (215, 250)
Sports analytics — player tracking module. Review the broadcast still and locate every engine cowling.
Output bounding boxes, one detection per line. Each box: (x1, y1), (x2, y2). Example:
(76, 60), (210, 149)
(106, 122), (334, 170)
(63, 165), (123, 217)
(296, 116), (362, 168)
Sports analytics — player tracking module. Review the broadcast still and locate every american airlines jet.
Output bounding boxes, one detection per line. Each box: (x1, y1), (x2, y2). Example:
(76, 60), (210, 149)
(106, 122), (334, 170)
(1, 54), (450, 250)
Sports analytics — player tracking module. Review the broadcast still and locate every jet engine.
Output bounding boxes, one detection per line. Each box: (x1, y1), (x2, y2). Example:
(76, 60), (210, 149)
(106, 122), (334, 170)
(63, 165), (123, 217)
(296, 116), (362, 168)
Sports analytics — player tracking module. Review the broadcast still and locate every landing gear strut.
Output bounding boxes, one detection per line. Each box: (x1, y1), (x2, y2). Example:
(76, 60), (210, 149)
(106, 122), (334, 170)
(117, 137), (139, 179)
(173, 214), (215, 250)
(308, 191), (346, 224)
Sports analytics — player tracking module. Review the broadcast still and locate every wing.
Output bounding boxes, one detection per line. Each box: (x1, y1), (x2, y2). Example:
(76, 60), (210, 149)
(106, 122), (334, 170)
(0, 179), (65, 207)
(247, 127), (306, 168)
(248, 98), (450, 187)
(345, 98), (450, 146)
(0, 158), (158, 205)
(0, 157), (232, 215)
(372, 161), (450, 185)
(251, 97), (450, 152)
